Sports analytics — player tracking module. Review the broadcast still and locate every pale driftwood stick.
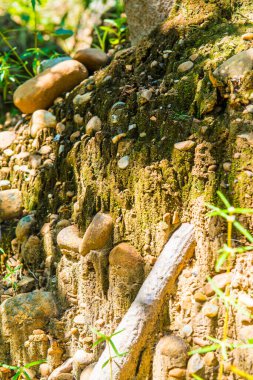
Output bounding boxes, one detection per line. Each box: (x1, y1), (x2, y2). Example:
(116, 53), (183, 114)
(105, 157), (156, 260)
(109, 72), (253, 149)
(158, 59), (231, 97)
(90, 223), (196, 380)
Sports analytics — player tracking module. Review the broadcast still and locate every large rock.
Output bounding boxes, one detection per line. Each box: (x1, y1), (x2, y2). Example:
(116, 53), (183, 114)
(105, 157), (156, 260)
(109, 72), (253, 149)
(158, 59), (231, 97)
(79, 212), (113, 256)
(13, 60), (88, 114)
(57, 225), (82, 258)
(0, 189), (23, 220)
(48, 358), (73, 380)
(0, 131), (16, 151)
(124, 0), (174, 44)
(73, 48), (108, 72)
(1, 291), (58, 336)
(213, 48), (253, 82)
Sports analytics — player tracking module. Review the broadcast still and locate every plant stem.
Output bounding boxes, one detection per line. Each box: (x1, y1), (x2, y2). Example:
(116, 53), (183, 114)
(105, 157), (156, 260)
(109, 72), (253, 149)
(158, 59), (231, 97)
(0, 32), (33, 78)
(218, 217), (233, 380)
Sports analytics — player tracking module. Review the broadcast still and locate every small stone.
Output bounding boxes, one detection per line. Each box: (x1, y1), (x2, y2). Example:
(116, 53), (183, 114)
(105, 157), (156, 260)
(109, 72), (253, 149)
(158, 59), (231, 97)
(239, 326), (253, 342)
(73, 349), (93, 368)
(14, 60), (88, 113)
(118, 155), (130, 169)
(0, 189), (23, 220)
(70, 131), (80, 142)
(56, 122), (66, 134)
(238, 293), (253, 309)
(242, 33), (253, 41)
(194, 291), (207, 302)
(139, 89), (153, 103)
(3, 148), (14, 157)
(178, 61), (194, 72)
(193, 337), (208, 347)
(0, 131), (16, 151)
(109, 243), (144, 268)
(73, 48), (108, 71)
(139, 132), (146, 138)
(56, 374), (73, 380)
(29, 154), (42, 169)
(202, 302), (219, 318)
(153, 335), (189, 371)
(86, 116), (102, 136)
(204, 273), (232, 296)
(73, 92), (93, 106)
(57, 225), (82, 258)
(39, 145), (52, 155)
(17, 276), (36, 293)
(16, 214), (35, 241)
(74, 114), (83, 125)
(112, 133), (126, 144)
(40, 363), (51, 377)
(237, 132), (253, 146)
(244, 104), (253, 113)
(189, 53), (198, 61)
(0, 180), (10, 190)
(182, 324), (193, 337)
(79, 212), (113, 256)
(204, 352), (217, 366)
(30, 110), (56, 138)
(174, 140), (195, 151)
(172, 210), (180, 224)
(73, 315), (86, 324)
(48, 358), (73, 380)
(187, 353), (204, 375)
(168, 368), (186, 378)
(223, 162), (232, 172)
(128, 124), (137, 131)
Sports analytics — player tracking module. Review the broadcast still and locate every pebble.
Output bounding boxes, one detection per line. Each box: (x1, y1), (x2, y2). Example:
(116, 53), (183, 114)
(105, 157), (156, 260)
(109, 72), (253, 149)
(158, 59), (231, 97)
(118, 155), (130, 169)
(139, 89), (153, 104)
(187, 353), (204, 375)
(73, 350), (93, 368)
(238, 293), (253, 309)
(73, 92), (93, 106)
(16, 214), (36, 241)
(169, 368), (186, 378)
(190, 53), (198, 61)
(79, 212), (113, 256)
(128, 124), (137, 131)
(204, 272), (232, 296)
(112, 133), (126, 144)
(39, 145), (52, 155)
(182, 324), (193, 337)
(204, 352), (217, 366)
(0, 180), (10, 190)
(0, 189), (23, 220)
(237, 132), (253, 146)
(56, 122), (66, 134)
(194, 291), (207, 302)
(86, 116), (102, 136)
(242, 33), (253, 41)
(223, 162), (232, 172)
(30, 110), (56, 138)
(57, 225), (82, 258)
(73, 48), (108, 71)
(73, 315), (86, 324)
(14, 60), (88, 113)
(70, 131), (80, 142)
(178, 61), (194, 73)
(202, 302), (219, 318)
(0, 131), (16, 151)
(174, 140), (195, 151)
(244, 104), (253, 113)
(109, 243), (144, 267)
(74, 114), (83, 125)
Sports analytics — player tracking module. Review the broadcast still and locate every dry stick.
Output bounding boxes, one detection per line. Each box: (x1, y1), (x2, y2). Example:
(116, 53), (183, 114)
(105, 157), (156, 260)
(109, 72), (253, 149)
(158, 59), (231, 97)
(218, 216), (233, 380)
(0, 32), (33, 78)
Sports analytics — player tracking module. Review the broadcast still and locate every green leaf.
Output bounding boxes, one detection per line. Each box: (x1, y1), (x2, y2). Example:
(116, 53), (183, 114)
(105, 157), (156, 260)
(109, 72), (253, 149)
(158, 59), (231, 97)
(111, 329), (125, 337)
(53, 28), (74, 40)
(90, 326), (107, 339)
(233, 220), (253, 243)
(109, 339), (120, 356)
(188, 344), (219, 355)
(192, 374), (205, 380)
(102, 358), (111, 368)
(217, 191), (231, 208)
(24, 360), (46, 368)
(215, 250), (229, 272)
(92, 337), (105, 347)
